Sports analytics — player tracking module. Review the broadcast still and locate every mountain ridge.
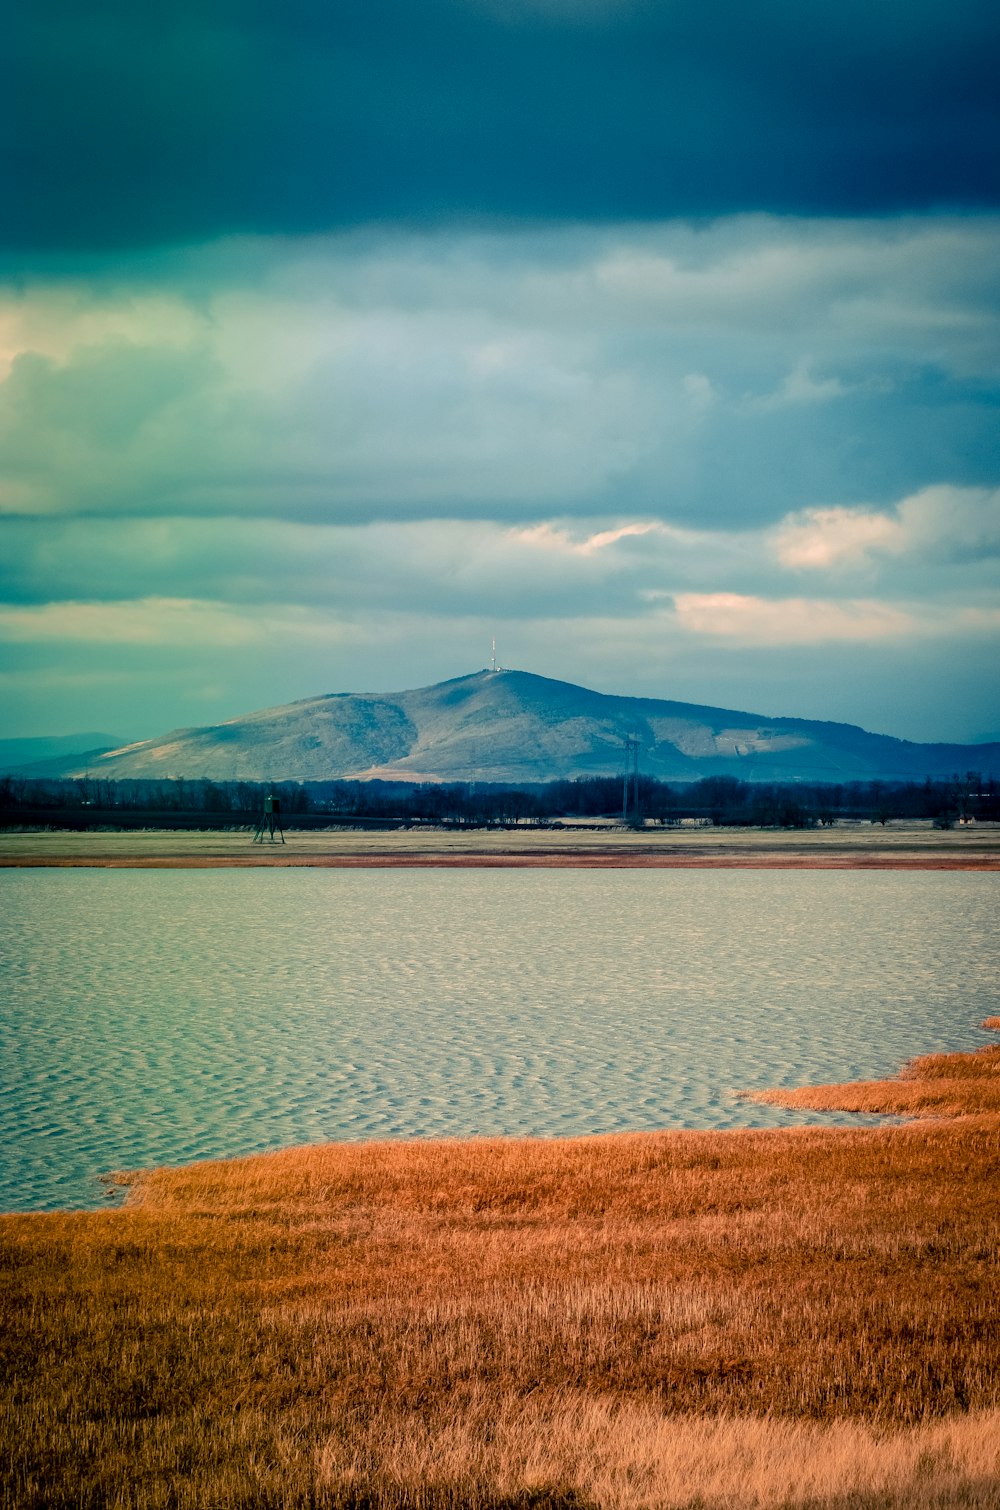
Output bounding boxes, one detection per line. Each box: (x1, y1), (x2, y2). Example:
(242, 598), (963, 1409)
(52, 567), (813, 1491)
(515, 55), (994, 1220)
(47, 669), (1000, 785)
(0, 733), (128, 778)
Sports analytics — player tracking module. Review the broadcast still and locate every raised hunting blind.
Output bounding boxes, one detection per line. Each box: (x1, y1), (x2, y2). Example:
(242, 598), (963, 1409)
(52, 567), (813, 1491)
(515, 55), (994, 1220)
(253, 793), (285, 844)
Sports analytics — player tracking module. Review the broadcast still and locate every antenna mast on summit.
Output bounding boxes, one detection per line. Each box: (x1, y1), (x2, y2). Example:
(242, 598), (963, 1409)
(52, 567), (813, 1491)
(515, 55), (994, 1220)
(490, 637), (498, 673)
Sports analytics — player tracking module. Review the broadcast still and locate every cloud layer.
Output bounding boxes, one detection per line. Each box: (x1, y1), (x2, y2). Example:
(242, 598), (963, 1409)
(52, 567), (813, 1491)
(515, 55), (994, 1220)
(2, 218), (998, 742)
(2, 219), (997, 528)
(3, 7), (999, 747)
(7, 1), (1000, 250)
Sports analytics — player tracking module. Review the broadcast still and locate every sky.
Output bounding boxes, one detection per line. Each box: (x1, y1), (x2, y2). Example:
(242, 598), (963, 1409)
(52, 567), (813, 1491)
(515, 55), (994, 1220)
(3, 0), (999, 745)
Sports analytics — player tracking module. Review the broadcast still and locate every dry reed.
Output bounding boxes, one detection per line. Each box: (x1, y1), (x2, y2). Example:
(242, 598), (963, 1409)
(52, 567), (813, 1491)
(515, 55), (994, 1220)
(318, 1397), (1000, 1508)
(2, 1036), (999, 1508)
(747, 1038), (1000, 1118)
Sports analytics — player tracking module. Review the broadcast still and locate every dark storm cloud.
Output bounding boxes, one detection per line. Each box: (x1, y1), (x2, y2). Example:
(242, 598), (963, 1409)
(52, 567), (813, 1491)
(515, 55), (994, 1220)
(7, 0), (1000, 252)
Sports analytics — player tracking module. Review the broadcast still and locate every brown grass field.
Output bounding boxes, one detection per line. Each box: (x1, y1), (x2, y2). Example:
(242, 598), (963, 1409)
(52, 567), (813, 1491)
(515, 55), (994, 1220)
(2, 820), (998, 870)
(2, 1030), (999, 1508)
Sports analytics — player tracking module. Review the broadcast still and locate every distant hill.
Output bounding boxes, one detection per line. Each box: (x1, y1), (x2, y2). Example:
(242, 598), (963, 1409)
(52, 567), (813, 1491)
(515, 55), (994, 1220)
(0, 733), (127, 777)
(52, 670), (1000, 785)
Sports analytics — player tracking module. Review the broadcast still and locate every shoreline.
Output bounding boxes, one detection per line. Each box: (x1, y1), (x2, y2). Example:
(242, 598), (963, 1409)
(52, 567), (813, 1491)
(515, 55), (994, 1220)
(3, 852), (994, 868)
(2, 820), (998, 869)
(4, 1036), (998, 1508)
(6, 1026), (1000, 1220)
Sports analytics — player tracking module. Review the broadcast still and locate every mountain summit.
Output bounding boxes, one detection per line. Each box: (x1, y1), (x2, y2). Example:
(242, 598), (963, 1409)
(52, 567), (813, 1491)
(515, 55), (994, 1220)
(69, 670), (999, 785)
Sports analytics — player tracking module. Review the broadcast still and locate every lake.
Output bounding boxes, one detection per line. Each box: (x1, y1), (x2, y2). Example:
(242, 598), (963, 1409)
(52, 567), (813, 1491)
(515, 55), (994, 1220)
(1, 868), (997, 1212)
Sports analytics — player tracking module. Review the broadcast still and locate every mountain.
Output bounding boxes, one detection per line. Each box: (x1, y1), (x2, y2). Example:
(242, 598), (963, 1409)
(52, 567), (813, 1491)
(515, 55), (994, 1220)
(57, 670), (999, 786)
(0, 733), (128, 777)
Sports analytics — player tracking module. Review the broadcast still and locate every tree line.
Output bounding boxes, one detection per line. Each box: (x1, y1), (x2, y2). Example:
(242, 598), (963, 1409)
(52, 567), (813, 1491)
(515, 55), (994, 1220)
(1, 771), (996, 828)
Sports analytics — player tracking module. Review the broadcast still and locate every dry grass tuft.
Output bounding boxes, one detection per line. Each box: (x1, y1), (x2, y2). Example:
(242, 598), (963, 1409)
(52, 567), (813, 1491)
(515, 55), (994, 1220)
(747, 1038), (1000, 1119)
(2, 1043), (999, 1507)
(319, 1397), (1000, 1509)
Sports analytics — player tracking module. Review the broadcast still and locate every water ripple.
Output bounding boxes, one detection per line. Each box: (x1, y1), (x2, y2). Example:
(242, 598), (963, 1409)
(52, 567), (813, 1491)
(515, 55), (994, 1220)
(1, 869), (997, 1211)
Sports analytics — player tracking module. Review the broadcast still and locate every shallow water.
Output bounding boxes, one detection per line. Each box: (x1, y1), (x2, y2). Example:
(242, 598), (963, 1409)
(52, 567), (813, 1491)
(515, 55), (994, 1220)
(1, 869), (997, 1212)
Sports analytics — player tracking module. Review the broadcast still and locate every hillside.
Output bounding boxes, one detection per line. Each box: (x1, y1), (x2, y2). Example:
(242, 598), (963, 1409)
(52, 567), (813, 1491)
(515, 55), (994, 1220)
(0, 733), (125, 777)
(57, 670), (1000, 785)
